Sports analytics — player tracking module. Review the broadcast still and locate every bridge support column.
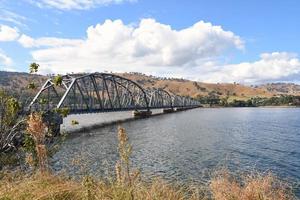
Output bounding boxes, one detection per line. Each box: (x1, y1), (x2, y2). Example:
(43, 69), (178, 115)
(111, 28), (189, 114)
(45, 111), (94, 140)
(132, 110), (152, 118)
(176, 107), (188, 111)
(42, 111), (63, 136)
(163, 108), (174, 113)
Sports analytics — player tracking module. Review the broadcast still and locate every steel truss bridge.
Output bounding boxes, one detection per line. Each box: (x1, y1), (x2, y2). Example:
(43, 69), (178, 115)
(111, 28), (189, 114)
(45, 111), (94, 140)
(29, 73), (200, 115)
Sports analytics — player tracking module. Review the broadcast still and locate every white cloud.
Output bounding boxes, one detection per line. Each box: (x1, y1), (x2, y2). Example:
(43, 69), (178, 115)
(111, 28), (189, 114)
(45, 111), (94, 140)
(0, 10), (27, 27)
(18, 34), (84, 48)
(0, 49), (15, 71)
(17, 19), (300, 83)
(201, 52), (300, 84)
(25, 18), (243, 75)
(0, 24), (19, 41)
(32, 0), (136, 10)
(0, 50), (13, 66)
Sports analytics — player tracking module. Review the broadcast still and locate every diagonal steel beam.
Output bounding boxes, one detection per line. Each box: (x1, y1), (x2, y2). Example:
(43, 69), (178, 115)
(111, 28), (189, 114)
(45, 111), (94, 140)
(90, 75), (103, 109)
(28, 79), (52, 109)
(57, 78), (77, 109)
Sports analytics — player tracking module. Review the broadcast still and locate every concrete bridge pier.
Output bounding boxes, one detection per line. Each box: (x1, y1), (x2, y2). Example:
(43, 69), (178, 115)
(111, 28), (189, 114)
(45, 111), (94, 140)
(176, 107), (188, 111)
(163, 108), (175, 113)
(132, 110), (152, 118)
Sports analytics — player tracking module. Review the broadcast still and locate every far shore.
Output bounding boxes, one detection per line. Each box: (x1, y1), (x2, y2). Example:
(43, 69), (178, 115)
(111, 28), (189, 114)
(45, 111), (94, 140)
(258, 105), (298, 108)
(202, 104), (299, 108)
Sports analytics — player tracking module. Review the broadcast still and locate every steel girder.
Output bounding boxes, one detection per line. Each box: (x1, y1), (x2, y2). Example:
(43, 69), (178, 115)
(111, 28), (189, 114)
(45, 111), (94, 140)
(146, 88), (173, 109)
(29, 73), (200, 114)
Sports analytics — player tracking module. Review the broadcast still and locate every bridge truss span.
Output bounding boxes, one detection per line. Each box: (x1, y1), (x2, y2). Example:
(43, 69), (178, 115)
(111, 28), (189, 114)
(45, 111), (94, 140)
(29, 73), (200, 114)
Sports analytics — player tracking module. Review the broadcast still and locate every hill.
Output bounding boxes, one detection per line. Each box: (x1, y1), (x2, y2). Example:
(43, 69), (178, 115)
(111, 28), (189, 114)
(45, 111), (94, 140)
(1, 71), (300, 101)
(0, 71), (47, 92)
(0, 71), (47, 103)
(257, 83), (300, 95)
(120, 72), (275, 100)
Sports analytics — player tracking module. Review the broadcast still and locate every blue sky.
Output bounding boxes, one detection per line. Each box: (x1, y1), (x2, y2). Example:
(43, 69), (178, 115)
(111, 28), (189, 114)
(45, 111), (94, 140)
(0, 0), (300, 84)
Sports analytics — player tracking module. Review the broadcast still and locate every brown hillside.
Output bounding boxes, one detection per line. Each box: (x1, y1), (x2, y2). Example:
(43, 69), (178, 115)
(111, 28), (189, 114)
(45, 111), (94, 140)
(0, 71), (47, 93)
(1, 71), (300, 100)
(120, 72), (275, 99)
(258, 83), (300, 96)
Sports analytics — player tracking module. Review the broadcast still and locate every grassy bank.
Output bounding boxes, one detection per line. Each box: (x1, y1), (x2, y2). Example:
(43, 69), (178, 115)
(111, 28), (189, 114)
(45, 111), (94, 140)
(0, 168), (295, 200)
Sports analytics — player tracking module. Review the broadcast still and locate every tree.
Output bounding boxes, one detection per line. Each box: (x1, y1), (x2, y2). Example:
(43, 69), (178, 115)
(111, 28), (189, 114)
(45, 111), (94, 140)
(27, 82), (36, 90)
(0, 90), (25, 152)
(53, 75), (63, 86)
(29, 63), (39, 73)
(1, 62), (41, 153)
(220, 96), (229, 107)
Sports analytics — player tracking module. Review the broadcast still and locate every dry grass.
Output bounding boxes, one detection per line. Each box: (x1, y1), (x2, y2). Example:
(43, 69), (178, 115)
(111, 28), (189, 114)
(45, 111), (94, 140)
(210, 170), (295, 200)
(26, 113), (48, 174)
(0, 170), (295, 200)
(0, 171), (206, 200)
(0, 171), (83, 199)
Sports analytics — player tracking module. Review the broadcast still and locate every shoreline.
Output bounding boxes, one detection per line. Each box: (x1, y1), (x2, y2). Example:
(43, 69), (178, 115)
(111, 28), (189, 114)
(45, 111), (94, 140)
(64, 107), (197, 134)
(258, 105), (298, 108)
(202, 105), (299, 108)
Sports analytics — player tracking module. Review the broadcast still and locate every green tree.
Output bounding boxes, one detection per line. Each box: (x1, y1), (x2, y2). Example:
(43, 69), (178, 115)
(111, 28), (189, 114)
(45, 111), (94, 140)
(0, 90), (25, 152)
(220, 96), (229, 107)
(27, 82), (36, 90)
(29, 63), (39, 73)
(53, 75), (63, 86)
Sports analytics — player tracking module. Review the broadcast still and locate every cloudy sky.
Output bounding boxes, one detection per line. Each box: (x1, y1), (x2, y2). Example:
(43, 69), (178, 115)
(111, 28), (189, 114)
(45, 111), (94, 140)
(0, 0), (300, 84)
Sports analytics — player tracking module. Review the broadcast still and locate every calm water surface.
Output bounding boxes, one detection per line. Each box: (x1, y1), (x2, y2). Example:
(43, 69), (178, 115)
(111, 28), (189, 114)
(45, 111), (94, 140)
(52, 108), (300, 193)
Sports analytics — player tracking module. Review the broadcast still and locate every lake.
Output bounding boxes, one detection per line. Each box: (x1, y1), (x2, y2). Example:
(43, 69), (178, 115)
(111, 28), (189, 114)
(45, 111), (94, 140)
(52, 108), (300, 194)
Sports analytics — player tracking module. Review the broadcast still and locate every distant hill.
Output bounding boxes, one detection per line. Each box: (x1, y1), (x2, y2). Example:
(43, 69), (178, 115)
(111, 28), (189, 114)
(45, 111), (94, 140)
(0, 71), (47, 102)
(119, 72), (275, 100)
(0, 71), (46, 92)
(1, 71), (300, 101)
(257, 83), (300, 96)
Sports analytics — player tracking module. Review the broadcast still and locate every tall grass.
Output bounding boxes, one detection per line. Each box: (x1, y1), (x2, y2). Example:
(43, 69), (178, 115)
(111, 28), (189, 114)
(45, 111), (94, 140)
(210, 169), (294, 200)
(26, 113), (48, 174)
(0, 126), (296, 200)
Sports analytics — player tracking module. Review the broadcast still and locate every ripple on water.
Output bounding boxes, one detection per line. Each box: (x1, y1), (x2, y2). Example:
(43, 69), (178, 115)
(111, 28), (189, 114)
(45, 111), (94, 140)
(52, 108), (300, 195)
